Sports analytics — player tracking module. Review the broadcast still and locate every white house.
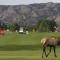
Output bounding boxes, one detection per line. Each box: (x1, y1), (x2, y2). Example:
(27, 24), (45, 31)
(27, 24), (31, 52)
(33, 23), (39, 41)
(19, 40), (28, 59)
(19, 27), (24, 33)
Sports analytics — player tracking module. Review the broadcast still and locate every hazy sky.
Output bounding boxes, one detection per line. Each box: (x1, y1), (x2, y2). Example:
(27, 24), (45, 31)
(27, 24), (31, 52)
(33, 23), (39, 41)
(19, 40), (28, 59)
(0, 0), (60, 5)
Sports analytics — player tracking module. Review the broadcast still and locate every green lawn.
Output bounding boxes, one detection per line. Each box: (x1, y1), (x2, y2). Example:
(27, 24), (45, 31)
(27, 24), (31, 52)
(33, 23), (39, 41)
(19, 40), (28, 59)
(0, 32), (60, 60)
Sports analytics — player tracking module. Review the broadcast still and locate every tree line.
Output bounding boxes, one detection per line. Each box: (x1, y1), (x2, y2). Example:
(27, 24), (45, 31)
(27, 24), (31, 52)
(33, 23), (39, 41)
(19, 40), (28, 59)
(0, 19), (57, 32)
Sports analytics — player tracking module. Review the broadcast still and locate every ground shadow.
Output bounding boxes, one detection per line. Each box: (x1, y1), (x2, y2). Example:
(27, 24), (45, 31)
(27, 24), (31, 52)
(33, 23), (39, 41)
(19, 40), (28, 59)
(0, 45), (41, 51)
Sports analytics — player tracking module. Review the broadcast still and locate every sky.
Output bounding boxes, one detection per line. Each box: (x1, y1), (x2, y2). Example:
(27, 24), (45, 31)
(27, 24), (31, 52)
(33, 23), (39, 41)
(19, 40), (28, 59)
(0, 0), (60, 5)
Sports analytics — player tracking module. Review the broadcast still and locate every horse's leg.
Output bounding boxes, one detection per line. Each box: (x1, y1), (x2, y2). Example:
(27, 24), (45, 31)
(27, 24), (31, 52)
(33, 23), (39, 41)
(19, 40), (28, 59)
(44, 47), (47, 57)
(42, 47), (46, 58)
(53, 46), (57, 57)
(46, 46), (52, 57)
(42, 47), (45, 58)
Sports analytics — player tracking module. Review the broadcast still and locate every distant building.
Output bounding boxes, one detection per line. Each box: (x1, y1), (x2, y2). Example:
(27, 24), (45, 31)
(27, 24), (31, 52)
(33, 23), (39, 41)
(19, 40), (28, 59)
(19, 27), (23, 33)
(54, 26), (60, 32)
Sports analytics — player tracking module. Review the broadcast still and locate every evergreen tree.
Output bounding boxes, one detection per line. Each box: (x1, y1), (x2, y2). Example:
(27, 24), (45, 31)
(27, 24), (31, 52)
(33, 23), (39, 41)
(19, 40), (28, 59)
(37, 19), (57, 32)
(38, 20), (49, 32)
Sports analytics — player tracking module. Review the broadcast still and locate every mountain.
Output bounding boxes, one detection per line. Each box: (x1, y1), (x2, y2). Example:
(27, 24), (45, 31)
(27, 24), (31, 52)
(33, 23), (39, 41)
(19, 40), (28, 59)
(0, 2), (60, 27)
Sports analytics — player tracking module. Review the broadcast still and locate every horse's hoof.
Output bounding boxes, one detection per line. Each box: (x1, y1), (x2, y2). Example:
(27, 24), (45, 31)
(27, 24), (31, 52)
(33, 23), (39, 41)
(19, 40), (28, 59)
(55, 56), (57, 57)
(46, 56), (48, 58)
(42, 56), (43, 58)
(46, 55), (48, 57)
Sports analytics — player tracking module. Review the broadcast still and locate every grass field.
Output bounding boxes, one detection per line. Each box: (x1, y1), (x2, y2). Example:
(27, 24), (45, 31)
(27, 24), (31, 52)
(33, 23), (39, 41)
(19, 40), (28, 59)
(0, 32), (60, 60)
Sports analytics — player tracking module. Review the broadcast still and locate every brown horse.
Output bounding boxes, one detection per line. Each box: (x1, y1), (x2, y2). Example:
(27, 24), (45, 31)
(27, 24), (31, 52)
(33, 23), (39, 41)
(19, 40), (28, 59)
(41, 36), (60, 58)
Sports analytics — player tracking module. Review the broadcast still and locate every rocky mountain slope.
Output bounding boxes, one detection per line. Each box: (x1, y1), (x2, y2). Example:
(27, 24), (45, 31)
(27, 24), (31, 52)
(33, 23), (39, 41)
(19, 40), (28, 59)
(0, 2), (60, 26)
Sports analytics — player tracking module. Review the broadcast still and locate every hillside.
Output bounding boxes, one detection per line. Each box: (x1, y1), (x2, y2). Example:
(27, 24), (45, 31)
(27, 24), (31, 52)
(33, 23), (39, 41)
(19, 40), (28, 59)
(0, 2), (60, 26)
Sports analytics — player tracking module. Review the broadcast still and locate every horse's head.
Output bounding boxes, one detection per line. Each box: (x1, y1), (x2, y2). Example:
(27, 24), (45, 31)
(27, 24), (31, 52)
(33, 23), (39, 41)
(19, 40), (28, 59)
(41, 37), (48, 45)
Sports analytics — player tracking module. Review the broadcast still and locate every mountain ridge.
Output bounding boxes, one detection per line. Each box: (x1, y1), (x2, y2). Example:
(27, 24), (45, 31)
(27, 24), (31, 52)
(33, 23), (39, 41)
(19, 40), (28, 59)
(0, 2), (60, 26)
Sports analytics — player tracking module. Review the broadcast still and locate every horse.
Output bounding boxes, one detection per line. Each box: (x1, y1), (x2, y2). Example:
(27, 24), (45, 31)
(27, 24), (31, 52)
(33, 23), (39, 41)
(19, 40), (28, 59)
(41, 36), (60, 58)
